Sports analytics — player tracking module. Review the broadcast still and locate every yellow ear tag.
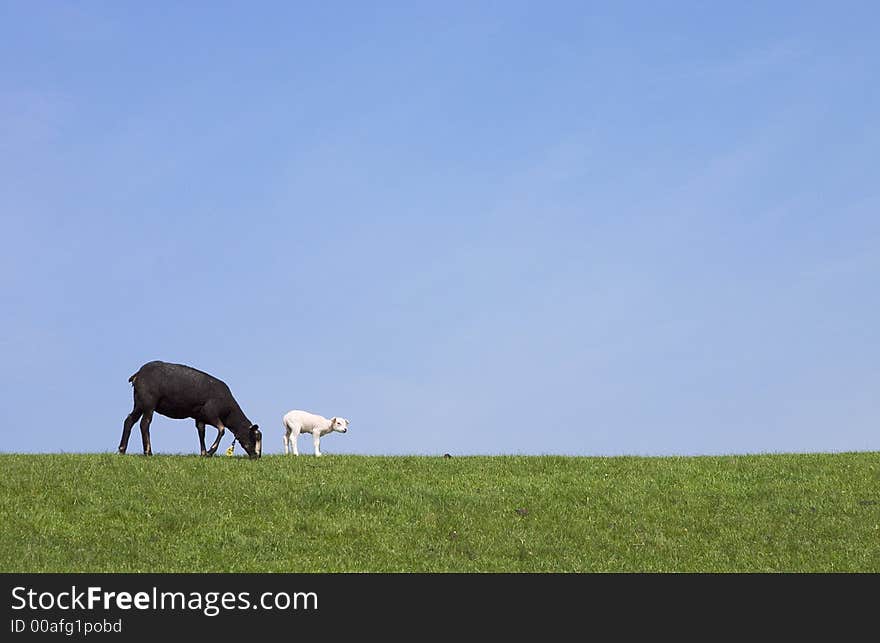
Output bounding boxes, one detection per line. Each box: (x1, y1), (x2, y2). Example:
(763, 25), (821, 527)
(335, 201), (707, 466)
(225, 443), (235, 457)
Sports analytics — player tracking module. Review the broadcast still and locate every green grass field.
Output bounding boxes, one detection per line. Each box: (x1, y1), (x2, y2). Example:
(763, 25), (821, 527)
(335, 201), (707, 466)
(1, 452), (878, 572)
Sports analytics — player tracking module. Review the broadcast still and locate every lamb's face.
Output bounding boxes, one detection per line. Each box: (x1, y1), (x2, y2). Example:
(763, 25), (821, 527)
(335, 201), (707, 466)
(331, 417), (349, 433)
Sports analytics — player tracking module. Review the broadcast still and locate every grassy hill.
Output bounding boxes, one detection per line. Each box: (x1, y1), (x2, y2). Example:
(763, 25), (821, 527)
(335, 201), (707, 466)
(1, 452), (878, 572)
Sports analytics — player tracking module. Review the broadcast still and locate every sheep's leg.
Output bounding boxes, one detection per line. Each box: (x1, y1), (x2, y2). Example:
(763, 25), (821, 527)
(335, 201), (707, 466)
(119, 406), (142, 454)
(196, 421), (207, 456)
(313, 431), (322, 457)
(206, 421), (226, 456)
(139, 409), (154, 456)
(287, 426), (302, 455)
(284, 424), (300, 456)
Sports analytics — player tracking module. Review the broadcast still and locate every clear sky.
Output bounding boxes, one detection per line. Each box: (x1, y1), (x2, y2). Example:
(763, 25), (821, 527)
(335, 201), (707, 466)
(2, 2), (878, 456)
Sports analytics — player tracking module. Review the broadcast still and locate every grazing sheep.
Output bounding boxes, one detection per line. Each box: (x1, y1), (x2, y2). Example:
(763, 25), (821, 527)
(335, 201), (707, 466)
(120, 360), (262, 458)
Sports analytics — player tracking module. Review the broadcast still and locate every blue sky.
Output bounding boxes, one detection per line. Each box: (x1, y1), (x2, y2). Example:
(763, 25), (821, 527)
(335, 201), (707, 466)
(2, 2), (878, 456)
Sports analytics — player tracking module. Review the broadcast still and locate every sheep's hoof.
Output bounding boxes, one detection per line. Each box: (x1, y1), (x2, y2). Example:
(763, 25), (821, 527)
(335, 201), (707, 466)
(200, 450), (208, 457)
(118, 447), (126, 455)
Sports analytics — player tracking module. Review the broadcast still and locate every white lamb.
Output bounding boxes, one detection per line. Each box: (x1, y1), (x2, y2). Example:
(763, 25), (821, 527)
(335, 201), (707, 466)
(282, 410), (350, 457)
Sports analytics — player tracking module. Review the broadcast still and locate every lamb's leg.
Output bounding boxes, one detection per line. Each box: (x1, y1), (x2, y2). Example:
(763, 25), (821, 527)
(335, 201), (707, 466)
(313, 431), (322, 457)
(139, 409), (154, 456)
(119, 406), (142, 454)
(283, 425), (291, 455)
(196, 421), (207, 456)
(206, 422), (226, 456)
(291, 427), (301, 456)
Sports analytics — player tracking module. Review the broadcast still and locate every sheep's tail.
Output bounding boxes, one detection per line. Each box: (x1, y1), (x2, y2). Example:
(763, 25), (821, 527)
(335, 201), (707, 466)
(128, 371), (138, 385)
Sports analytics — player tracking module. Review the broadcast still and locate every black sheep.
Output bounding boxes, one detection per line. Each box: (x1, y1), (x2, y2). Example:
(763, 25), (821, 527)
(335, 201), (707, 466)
(119, 360), (262, 458)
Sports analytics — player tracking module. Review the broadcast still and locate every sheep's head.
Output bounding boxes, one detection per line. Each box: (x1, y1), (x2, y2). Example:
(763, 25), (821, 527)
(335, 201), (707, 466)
(235, 424), (262, 458)
(330, 417), (349, 434)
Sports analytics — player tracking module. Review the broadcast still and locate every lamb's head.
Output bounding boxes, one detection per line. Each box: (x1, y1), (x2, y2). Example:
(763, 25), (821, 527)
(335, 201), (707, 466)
(330, 417), (349, 433)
